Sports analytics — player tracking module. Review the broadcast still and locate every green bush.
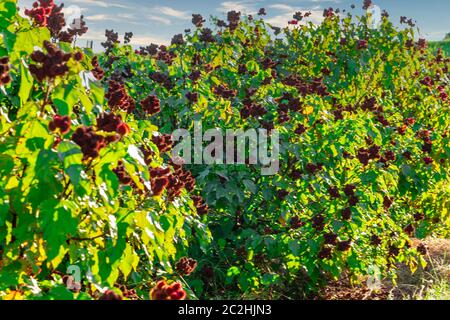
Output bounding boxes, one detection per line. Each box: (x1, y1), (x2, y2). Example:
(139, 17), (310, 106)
(1, 0), (449, 299)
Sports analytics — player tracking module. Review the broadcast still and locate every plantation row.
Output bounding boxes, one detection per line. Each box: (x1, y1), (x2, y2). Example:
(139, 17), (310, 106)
(0, 0), (449, 300)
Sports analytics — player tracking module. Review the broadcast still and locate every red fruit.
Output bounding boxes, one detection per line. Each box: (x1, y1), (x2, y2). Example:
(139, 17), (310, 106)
(150, 281), (186, 300)
(74, 51), (83, 61)
(357, 39), (368, 50)
(99, 290), (123, 300)
(337, 240), (352, 252)
(151, 177), (169, 196)
(424, 157), (433, 165)
(116, 123), (130, 136)
(49, 121), (57, 132)
(344, 184), (356, 197)
(176, 257), (198, 276)
(341, 208), (352, 220)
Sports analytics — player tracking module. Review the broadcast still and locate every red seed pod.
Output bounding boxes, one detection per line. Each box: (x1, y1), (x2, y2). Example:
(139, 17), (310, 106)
(175, 257), (198, 276)
(141, 95), (161, 115)
(150, 281), (186, 300)
(99, 290), (123, 300)
(71, 126), (107, 160)
(0, 57), (11, 86)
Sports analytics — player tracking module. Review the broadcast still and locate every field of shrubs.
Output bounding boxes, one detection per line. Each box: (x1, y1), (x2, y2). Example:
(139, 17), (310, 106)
(0, 0), (449, 300)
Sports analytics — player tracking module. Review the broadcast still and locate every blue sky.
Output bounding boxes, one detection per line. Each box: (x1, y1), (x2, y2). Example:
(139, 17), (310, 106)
(18, 0), (450, 51)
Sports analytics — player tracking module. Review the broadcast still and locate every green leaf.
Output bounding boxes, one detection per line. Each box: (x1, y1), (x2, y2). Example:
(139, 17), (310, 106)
(19, 60), (33, 105)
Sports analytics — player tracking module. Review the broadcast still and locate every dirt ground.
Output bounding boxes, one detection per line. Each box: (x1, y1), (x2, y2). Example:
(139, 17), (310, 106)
(318, 238), (450, 300)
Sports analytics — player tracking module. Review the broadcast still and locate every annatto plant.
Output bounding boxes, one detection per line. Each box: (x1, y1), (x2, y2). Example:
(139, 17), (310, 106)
(96, 1), (449, 298)
(0, 0), (210, 300)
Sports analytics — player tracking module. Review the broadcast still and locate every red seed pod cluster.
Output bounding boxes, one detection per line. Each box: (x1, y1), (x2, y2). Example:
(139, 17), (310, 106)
(323, 7), (335, 18)
(261, 57), (277, 70)
(290, 216), (303, 229)
(341, 207), (352, 220)
(150, 281), (186, 300)
(437, 85), (448, 101)
(282, 75), (329, 97)
(101, 29), (120, 53)
(423, 156), (433, 165)
(240, 104), (267, 119)
(417, 243), (428, 255)
(105, 80), (136, 112)
(115, 285), (138, 300)
(96, 113), (130, 142)
(227, 10), (241, 31)
(388, 245), (400, 257)
(156, 45), (176, 66)
(328, 186), (340, 199)
(191, 195), (209, 216)
(0, 57), (11, 85)
(49, 114), (71, 135)
(362, 0), (373, 10)
(370, 235), (382, 246)
(150, 167), (171, 196)
(404, 224), (415, 236)
(71, 126), (107, 159)
(312, 214), (325, 231)
(199, 28), (215, 43)
(324, 232), (338, 245)
(305, 162), (323, 175)
(137, 44), (159, 56)
(175, 257), (198, 276)
(213, 85), (237, 100)
(113, 161), (132, 185)
(356, 145), (381, 166)
(59, 15), (88, 43)
(337, 240), (352, 252)
(152, 134), (173, 154)
(343, 184), (359, 207)
(416, 38), (427, 50)
(192, 14), (206, 27)
(357, 39), (368, 50)
(277, 189), (289, 200)
(141, 95), (161, 115)
(124, 32), (133, 44)
(185, 92), (199, 104)
(99, 289), (123, 300)
(45, 3), (65, 39)
(90, 56), (104, 80)
(260, 120), (275, 132)
(150, 72), (172, 89)
(318, 247), (332, 260)
(25, 0), (55, 27)
(167, 166), (196, 198)
(189, 70), (202, 83)
(29, 41), (73, 82)
(171, 34), (184, 46)
(383, 196), (394, 210)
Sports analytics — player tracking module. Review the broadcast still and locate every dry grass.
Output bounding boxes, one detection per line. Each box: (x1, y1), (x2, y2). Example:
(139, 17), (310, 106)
(389, 238), (450, 300)
(319, 238), (450, 300)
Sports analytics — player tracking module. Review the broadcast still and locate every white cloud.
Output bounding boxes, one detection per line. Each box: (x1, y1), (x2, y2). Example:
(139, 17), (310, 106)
(147, 15), (172, 26)
(130, 35), (169, 46)
(69, 0), (129, 9)
(153, 6), (190, 19)
(268, 4), (295, 11)
(264, 4), (325, 27)
(217, 1), (258, 14)
(78, 30), (169, 46)
(85, 14), (120, 22)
